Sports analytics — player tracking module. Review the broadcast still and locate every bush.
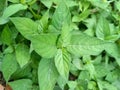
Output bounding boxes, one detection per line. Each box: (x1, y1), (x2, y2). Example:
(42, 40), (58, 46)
(0, 0), (120, 90)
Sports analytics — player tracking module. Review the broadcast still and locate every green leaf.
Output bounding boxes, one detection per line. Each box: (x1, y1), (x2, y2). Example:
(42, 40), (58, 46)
(15, 44), (30, 67)
(38, 58), (59, 90)
(8, 0), (19, 3)
(1, 25), (12, 45)
(95, 64), (109, 78)
(96, 16), (110, 40)
(67, 32), (109, 56)
(57, 76), (67, 89)
(1, 53), (18, 82)
(10, 17), (38, 39)
(61, 23), (72, 47)
(97, 80), (117, 90)
(68, 81), (77, 89)
(40, 0), (52, 8)
(78, 70), (90, 80)
(88, 0), (109, 10)
(11, 64), (32, 80)
(54, 49), (71, 80)
(30, 34), (58, 58)
(112, 80), (120, 90)
(72, 57), (83, 70)
(72, 10), (90, 22)
(115, 1), (120, 12)
(105, 43), (120, 66)
(0, 4), (28, 24)
(37, 11), (49, 33)
(52, 1), (71, 31)
(9, 79), (32, 90)
(0, 0), (6, 16)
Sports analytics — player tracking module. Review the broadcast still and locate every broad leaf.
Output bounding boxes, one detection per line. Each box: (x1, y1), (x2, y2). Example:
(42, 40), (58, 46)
(10, 17), (38, 39)
(55, 49), (71, 80)
(30, 34), (58, 58)
(1, 54), (18, 82)
(52, 1), (71, 31)
(2, 4), (27, 18)
(38, 58), (59, 90)
(0, 4), (27, 24)
(67, 32), (110, 56)
(9, 79), (32, 90)
(15, 44), (30, 67)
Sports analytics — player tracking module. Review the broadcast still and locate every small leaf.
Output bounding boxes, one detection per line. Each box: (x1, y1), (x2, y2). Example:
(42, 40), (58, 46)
(40, 0), (52, 8)
(37, 11), (49, 33)
(1, 25), (12, 45)
(38, 58), (59, 90)
(15, 44), (30, 67)
(9, 79), (32, 90)
(1, 54), (18, 82)
(96, 16), (110, 40)
(72, 10), (90, 22)
(10, 17), (38, 39)
(52, 1), (71, 31)
(55, 49), (71, 80)
(30, 34), (58, 58)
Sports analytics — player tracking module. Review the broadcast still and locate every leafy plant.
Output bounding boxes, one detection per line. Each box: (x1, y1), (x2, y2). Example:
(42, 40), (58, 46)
(0, 0), (120, 90)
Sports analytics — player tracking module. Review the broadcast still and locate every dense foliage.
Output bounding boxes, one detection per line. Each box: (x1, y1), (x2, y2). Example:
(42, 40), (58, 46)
(0, 0), (120, 90)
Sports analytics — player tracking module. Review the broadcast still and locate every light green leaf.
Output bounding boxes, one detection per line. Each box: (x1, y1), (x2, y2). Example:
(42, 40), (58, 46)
(0, 4), (27, 24)
(105, 43), (120, 66)
(95, 64), (109, 78)
(84, 61), (96, 78)
(9, 79), (32, 90)
(68, 81), (77, 89)
(10, 17), (38, 39)
(78, 70), (90, 80)
(52, 1), (71, 31)
(72, 10), (90, 22)
(2, 4), (27, 18)
(57, 76), (67, 90)
(40, 0), (52, 8)
(97, 80), (117, 90)
(67, 32), (109, 56)
(1, 54), (18, 82)
(38, 58), (59, 90)
(30, 34), (58, 58)
(96, 16), (110, 40)
(115, 1), (120, 12)
(61, 23), (72, 47)
(112, 80), (120, 90)
(55, 49), (71, 80)
(1, 25), (12, 45)
(15, 44), (30, 67)
(72, 57), (83, 70)
(88, 0), (109, 10)
(37, 11), (49, 33)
